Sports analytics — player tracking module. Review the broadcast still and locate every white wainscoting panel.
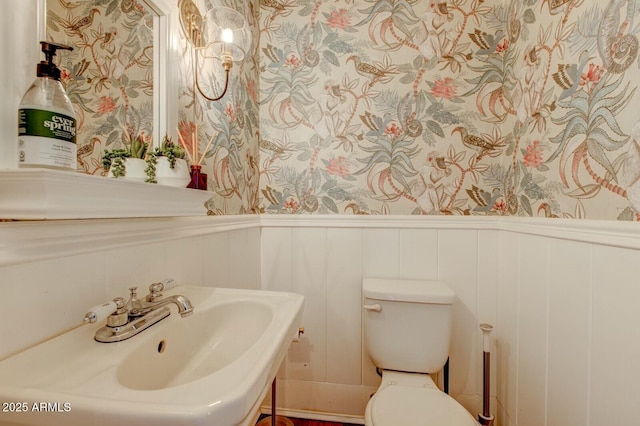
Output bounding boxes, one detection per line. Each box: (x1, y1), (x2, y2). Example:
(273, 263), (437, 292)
(5, 214), (640, 426)
(166, 235), (207, 287)
(326, 228), (363, 386)
(105, 240), (167, 297)
(516, 235), (549, 426)
(203, 232), (230, 288)
(0, 251), (105, 360)
(289, 228), (328, 382)
(590, 245), (640, 425)
(477, 230), (499, 400)
(261, 227), (293, 293)
(0, 216), (261, 360)
(438, 229), (480, 399)
(496, 231), (519, 426)
(398, 228), (438, 279)
(494, 223), (640, 426)
(228, 227), (262, 290)
(362, 228), (400, 279)
(546, 239), (591, 426)
(260, 219), (498, 420)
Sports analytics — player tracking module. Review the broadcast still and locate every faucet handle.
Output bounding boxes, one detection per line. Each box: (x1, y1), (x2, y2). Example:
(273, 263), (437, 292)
(126, 287), (142, 310)
(113, 297), (126, 311)
(148, 282), (163, 301)
(83, 296), (127, 324)
(83, 301), (117, 324)
(153, 278), (177, 291)
(106, 297), (129, 328)
(147, 278), (177, 302)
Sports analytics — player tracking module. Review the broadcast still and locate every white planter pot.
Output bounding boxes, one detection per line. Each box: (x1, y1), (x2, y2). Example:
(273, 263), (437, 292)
(155, 158), (190, 187)
(109, 158), (147, 182)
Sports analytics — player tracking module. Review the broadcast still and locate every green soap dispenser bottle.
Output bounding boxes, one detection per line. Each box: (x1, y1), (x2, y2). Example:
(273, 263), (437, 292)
(18, 42), (77, 171)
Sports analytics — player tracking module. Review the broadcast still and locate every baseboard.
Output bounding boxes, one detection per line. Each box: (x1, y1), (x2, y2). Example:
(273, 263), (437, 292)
(259, 407), (365, 425)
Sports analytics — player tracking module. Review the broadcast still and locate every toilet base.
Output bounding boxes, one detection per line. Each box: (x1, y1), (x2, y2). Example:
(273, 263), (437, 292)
(365, 370), (478, 426)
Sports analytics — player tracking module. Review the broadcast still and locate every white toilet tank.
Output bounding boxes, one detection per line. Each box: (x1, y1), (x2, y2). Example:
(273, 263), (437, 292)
(363, 278), (455, 374)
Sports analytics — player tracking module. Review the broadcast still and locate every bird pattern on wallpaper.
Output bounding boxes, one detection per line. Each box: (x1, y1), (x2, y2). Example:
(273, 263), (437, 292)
(47, 0), (155, 175)
(258, 0), (640, 220)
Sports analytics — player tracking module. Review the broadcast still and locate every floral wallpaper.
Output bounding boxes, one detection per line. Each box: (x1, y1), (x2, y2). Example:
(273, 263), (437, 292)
(46, 0), (262, 216)
(179, 0), (261, 215)
(258, 0), (640, 220)
(44, 0), (640, 220)
(47, 0), (155, 175)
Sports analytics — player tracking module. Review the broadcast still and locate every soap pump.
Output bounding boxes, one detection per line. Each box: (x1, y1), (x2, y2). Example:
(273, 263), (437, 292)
(18, 41), (77, 171)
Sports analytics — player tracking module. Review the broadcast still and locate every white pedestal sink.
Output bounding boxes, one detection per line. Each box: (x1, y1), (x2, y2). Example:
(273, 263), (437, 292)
(0, 286), (304, 426)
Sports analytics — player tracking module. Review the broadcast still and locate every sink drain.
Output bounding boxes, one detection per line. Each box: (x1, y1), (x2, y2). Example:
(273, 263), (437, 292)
(157, 340), (166, 353)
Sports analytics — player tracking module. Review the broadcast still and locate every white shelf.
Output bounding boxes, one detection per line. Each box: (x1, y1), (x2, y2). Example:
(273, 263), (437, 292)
(0, 169), (212, 219)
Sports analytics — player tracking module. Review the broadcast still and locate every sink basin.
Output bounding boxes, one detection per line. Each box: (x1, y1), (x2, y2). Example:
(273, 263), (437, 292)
(0, 286), (304, 426)
(117, 299), (273, 390)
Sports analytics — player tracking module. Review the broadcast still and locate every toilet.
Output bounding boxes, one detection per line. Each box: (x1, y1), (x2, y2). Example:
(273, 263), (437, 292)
(363, 278), (478, 426)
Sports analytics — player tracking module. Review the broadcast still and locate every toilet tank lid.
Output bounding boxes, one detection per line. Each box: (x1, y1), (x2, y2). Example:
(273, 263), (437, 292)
(363, 278), (455, 304)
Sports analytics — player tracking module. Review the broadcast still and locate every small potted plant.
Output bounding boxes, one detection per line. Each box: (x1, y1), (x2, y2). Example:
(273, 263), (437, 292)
(145, 135), (190, 187)
(102, 134), (149, 181)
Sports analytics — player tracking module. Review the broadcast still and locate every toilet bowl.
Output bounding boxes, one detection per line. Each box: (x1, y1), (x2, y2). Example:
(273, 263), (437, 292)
(364, 371), (477, 426)
(363, 278), (478, 426)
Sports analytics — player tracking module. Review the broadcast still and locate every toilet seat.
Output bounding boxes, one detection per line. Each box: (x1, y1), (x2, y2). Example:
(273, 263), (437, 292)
(365, 372), (478, 426)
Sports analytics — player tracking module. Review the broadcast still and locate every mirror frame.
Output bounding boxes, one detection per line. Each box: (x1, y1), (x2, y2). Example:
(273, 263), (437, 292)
(37, 0), (179, 147)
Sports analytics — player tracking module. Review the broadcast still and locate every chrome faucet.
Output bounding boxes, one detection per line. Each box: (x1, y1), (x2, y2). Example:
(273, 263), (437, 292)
(135, 294), (194, 317)
(86, 279), (194, 343)
(128, 282), (194, 318)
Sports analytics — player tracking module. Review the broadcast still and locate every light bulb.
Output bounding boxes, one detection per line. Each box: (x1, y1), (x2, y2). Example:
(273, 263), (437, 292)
(221, 28), (234, 44)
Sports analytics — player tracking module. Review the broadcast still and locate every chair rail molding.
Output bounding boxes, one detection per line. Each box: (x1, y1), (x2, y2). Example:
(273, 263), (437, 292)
(259, 215), (640, 250)
(0, 214), (259, 267)
(3, 214), (640, 267)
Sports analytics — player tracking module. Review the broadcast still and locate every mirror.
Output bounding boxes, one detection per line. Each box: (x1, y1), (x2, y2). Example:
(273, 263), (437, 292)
(44, 0), (175, 174)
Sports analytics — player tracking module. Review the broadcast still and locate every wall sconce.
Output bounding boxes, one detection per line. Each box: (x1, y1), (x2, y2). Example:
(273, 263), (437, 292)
(178, 0), (251, 101)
